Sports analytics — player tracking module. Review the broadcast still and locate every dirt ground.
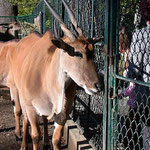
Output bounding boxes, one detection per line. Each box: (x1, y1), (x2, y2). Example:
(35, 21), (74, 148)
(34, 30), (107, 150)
(0, 89), (56, 150)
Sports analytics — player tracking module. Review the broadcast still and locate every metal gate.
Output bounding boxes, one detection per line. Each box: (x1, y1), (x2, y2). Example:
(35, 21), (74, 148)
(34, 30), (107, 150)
(107, 0), (150, 150)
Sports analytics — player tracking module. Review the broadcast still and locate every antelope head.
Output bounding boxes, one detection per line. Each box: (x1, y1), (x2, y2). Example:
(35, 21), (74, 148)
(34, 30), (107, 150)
(2, 22), (21, 36)
(44, 0), (102, 95)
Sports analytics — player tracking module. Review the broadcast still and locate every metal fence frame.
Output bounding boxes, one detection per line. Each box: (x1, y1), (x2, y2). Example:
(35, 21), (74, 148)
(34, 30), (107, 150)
(107, 0), (150, 150)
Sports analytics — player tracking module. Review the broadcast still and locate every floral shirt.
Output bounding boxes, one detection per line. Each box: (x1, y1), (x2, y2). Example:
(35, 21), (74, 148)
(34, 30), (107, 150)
(127, 24), (150, 107)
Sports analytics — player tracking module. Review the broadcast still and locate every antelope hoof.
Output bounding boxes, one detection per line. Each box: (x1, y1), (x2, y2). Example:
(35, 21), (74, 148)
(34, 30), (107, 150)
(15, 134), (22, 141)
(20, 143), (28, 150)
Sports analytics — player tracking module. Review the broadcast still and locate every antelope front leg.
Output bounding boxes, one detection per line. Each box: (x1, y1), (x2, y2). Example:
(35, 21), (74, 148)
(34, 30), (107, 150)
(52, 81), (76, 150)
(52, 122), (63, 150)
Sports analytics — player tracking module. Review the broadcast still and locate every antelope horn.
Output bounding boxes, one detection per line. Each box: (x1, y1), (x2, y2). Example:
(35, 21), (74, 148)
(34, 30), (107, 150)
(43, 0), (75, 41)
(88, 36), (104, 44)
(61, 0), (83, 36)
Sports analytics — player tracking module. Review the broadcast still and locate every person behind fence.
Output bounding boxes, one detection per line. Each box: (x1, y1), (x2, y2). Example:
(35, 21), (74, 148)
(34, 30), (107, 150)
(118, 25), (130, 76)
(121, 0), (150, 149)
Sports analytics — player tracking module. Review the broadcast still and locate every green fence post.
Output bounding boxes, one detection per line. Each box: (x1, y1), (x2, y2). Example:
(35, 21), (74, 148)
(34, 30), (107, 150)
(76, 0), (79, 23)
(109, 0), (115, 148)
(43, 1), (46, 33)
(91, 0), (94, 38)
(40, 11), (43, 34)
(113, 0), (120, 149)
(103, 0), (109, 149)
(107, 0), (119, 149)
(104, 0), (119, 149)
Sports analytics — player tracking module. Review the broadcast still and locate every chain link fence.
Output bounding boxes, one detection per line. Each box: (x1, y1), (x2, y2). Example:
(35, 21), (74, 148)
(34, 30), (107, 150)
(114, 0), (150, 149)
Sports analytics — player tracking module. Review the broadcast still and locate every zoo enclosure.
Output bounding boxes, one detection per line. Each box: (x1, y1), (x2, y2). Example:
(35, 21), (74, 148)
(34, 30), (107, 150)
(1, 0), (150, 150)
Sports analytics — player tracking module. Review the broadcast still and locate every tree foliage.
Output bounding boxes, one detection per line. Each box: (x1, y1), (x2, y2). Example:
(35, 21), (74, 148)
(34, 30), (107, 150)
(6, 0), (39, 15)
(119, 0), (144, 39)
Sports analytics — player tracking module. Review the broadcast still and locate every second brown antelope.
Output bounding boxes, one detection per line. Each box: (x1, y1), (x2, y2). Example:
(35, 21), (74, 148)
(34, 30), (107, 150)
(7, 0), (102, 149)
(0, 40), (22, 140)
(0, 22), (21, 140)
(0, 32), (41, 141)
(0, 22), (20, 41)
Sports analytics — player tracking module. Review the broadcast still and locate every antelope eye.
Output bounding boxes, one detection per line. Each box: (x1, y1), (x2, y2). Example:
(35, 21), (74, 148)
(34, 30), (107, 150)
(74, 51), (83, 58)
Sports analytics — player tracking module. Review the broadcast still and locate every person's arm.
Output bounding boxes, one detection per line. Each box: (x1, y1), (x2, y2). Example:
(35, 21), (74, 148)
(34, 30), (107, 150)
(126, 31), (137, 78)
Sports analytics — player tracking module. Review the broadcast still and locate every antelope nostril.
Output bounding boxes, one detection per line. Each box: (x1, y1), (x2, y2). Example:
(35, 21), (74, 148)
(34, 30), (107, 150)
(95, 82), (103, 92)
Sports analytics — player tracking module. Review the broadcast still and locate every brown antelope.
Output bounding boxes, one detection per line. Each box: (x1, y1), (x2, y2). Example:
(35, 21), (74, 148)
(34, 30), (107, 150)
(0, 40), (23, 140)
(0, 32), (42, 141)
(7, 0), (102, 149)
(0, 32), (51, 147)
(0, 21), (20, 140)
(0, 21), (22, 140)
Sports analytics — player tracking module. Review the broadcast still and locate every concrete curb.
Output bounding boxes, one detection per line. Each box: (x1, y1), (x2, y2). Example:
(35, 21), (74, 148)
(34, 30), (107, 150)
(62, 119), (93, 150)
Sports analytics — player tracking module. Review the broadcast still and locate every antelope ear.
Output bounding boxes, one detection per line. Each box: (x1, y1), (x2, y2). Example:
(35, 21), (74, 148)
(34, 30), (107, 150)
(51, 39), (75, 56)
(52, 39), (83, 58)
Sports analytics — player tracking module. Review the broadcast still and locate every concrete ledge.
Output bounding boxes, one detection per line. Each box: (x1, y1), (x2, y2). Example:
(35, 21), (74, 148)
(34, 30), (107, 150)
(62, 119), (93, 150)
